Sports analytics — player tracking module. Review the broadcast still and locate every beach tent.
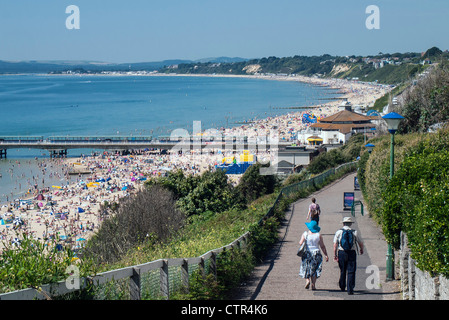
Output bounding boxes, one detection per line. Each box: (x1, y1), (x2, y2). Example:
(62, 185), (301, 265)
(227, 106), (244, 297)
(86, 182), (100, 188)
(36, 194), (45, 201)
(239, 150), (255, 163)
(77, 207), (85, 213)
(216, 162), (252, 175)
(302, 113), (318, 124)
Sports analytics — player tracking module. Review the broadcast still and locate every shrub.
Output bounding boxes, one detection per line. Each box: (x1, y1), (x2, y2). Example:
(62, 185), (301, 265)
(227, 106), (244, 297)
(83, 185), (185, 264)
(397, 62), (449, 134)
(236, 163), (279, 203)
(380, 130), (449, 275)
(308, 134), (364, 174)
(0, 235), (94, 293)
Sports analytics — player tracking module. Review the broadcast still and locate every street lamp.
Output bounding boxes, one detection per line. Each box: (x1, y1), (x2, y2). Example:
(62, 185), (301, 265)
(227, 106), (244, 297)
(382, 112), (404, 281)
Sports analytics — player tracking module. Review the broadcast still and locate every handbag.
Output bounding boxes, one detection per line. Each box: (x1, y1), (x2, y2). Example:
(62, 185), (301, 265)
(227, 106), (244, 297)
(297, 234), (308, 257)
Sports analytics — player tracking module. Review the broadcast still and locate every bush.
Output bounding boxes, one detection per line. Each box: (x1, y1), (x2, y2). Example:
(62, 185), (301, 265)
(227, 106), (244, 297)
(177, 170), (237, 216)
(360, 128), (449, 276)
(380, 129), (449, 275)
(83, 185), (185, 264)
(397, 62), (449, 134)
(0, 235), (94, 293)
(236, 164), (279, 203)
(308, 134), (364, 174)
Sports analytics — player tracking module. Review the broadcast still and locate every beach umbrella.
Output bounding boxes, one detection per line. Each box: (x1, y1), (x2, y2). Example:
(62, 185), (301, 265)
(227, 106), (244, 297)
(77, 238), (86, 242)
(38, 202), (43, 207)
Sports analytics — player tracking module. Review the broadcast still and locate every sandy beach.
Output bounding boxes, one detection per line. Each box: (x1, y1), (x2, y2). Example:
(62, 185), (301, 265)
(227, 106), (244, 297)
(0, 74), (391, 250)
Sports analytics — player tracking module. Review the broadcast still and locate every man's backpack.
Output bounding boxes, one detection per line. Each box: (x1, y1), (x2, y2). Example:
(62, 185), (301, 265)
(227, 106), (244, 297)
(340, 229), (354, 251)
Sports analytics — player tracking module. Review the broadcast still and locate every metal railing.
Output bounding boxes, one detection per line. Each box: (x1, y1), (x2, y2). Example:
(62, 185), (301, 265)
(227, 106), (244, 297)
(0, 161), (357, 300)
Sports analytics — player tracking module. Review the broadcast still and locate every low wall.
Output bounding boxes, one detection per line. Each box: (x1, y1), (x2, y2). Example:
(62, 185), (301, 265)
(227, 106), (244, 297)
(399, 232), (449, 300)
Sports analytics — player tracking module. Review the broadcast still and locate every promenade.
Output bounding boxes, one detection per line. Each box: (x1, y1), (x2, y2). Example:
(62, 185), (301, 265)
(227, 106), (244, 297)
(232, 172), (401, 300)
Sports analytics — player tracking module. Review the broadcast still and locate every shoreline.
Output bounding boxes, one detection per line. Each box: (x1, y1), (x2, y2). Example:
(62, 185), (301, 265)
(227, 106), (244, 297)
(0, 73), (391, 249)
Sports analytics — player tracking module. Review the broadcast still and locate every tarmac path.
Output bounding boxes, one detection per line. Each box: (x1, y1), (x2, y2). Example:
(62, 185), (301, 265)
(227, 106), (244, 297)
(232, 172), (401, 300)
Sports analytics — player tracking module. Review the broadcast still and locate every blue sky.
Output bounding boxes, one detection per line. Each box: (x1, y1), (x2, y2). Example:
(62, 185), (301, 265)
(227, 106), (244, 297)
(0, 0), (448, 62)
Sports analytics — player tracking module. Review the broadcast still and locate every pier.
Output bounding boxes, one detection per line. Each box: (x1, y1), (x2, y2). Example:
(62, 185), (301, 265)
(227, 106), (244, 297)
(0, 135), (288, 158)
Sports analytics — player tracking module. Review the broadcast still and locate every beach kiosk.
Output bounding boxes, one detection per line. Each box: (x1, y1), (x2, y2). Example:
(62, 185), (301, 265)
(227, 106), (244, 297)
(307, 136), (323, 146)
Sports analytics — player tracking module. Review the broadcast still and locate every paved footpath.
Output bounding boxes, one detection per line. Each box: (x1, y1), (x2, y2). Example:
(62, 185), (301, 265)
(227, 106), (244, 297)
(232, 172), (401, 300)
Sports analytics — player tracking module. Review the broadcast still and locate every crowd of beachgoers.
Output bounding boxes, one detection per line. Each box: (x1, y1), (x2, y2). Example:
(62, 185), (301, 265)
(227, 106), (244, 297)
(0, 74), (392, 250)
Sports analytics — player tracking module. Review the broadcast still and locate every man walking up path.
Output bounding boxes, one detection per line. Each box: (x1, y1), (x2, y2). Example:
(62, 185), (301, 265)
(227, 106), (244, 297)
(232, 172), (401, 300)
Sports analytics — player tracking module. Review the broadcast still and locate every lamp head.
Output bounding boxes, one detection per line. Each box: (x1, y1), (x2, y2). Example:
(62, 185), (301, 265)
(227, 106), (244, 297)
(382, 112), (404, 134)
(365, 143), (375, 153)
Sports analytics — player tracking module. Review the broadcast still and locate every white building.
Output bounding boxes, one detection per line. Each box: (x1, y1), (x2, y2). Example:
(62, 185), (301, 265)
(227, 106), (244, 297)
(297, 107), (378, 145)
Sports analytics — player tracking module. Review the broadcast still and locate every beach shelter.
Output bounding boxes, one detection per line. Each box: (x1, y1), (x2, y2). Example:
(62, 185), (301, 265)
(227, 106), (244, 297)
(77, 207), (85, 213)
(307, 136), (323, 146)
(36, 194), (44, 201)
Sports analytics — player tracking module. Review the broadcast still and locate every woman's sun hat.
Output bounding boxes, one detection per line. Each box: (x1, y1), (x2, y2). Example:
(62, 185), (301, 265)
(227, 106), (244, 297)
(305, 220), (321, 233)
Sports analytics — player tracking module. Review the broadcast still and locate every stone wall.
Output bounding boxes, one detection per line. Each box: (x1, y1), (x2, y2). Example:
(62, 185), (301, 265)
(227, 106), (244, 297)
(399, 232), (449, 300)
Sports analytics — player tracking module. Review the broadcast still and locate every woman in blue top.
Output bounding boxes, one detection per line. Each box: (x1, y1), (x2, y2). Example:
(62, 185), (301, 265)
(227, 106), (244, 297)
(298, 220), (329, 290)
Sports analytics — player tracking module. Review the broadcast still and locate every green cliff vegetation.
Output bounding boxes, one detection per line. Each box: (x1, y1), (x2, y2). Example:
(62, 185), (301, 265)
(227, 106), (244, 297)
(359, 61), (449, 277)
(160, 47), (448, 85)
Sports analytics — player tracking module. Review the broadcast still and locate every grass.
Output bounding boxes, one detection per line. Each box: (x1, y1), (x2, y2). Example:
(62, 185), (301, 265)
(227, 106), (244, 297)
(103, 192), (279, 271)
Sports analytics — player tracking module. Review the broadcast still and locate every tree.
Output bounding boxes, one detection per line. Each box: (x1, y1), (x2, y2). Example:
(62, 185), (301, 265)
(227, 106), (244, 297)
(177, 170), (236, 216)
(236, 164), (278, 203)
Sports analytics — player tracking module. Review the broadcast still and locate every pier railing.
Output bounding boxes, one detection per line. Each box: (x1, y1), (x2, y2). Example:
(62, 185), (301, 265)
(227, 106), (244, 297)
(0, 161), (357, 300)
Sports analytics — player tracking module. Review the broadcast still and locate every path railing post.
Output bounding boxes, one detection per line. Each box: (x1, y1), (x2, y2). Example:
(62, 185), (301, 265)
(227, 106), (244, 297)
(160, 260), (169, 300)
(129, 267), (141, 300)
(181, 259), (189, 293)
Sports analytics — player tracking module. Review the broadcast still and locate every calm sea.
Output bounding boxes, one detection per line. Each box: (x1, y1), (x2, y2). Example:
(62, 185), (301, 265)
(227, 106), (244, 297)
(0, 74), (339, 201)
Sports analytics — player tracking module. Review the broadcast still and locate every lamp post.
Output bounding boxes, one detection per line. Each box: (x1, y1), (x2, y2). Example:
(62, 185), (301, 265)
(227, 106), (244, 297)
(382, 112), (404, 281)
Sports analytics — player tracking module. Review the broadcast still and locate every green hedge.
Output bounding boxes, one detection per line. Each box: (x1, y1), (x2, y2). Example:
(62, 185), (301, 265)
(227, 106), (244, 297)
(360, 127), (449, 276)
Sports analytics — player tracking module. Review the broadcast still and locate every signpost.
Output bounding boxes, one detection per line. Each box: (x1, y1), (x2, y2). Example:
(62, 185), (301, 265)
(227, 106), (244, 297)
(343, 192), (354, 210)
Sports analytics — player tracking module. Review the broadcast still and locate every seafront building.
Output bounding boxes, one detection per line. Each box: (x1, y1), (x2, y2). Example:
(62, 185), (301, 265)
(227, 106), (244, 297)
(296, 104), (378, 145)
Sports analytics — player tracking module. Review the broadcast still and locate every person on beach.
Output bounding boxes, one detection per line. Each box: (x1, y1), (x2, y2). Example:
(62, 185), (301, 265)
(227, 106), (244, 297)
(333, 217), (364, 295)
(307, 197), (321, 225)
(298, 220), (329, 290)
